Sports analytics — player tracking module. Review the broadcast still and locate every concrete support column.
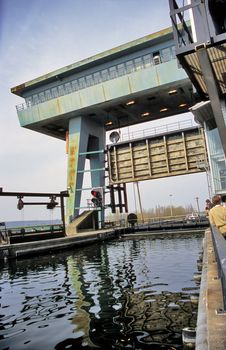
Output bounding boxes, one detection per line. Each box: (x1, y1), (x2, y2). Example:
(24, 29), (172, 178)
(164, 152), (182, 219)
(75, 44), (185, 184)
(66, 116), (105, 224)
(196, 48), (226, 156)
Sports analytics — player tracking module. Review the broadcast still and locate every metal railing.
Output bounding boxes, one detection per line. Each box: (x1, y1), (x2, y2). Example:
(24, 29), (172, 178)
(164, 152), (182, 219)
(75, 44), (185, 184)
(0, 224), (64, 245)
(105, 213), (209, 228)
(211, 225), (226, 310)
(120, 119), (198, 142)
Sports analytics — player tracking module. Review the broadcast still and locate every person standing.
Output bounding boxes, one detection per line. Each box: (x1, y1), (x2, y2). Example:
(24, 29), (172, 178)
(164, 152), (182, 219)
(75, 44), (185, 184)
(205, 199), (213, 216)
(209, 194), (226, 236)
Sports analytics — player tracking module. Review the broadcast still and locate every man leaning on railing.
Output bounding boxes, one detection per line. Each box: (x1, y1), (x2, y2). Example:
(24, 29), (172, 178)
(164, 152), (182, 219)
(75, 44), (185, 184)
(209, 194), (226, 238)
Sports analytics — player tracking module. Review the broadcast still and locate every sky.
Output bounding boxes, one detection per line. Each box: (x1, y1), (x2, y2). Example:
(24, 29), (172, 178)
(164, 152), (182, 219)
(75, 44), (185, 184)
(0, 0), (210, 222)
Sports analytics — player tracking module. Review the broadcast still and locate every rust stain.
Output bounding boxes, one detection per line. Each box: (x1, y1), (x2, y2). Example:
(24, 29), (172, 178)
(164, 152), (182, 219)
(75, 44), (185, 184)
(155, 68), (161, 86)
(56, 99), (62, 114)
(127, 76), (132, 94)
(102, 85), (107, 101)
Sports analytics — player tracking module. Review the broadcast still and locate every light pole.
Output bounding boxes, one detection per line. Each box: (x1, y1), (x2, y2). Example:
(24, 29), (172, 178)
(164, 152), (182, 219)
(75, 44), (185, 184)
(195, 197), (200, 216)
(136, 181), (144, 223)
(196, 159), (212, 199)
(169, 194), (173, 217)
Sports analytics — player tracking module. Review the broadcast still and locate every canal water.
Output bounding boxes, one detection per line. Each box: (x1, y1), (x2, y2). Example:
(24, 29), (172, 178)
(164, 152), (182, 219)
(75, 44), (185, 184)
(0, 232), (203, 350)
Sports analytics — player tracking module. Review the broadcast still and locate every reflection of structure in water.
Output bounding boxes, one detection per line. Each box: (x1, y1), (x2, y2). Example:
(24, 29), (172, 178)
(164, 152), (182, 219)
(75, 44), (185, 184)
(0, 235), (201, 350)
(115, 289), (198, 348)
(65, 240), (200, 349)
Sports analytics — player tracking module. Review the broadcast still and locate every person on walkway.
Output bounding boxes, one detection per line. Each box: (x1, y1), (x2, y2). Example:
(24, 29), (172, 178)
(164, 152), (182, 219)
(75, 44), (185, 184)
(209, 194), (226, 236)
(205, 199), (213, 216)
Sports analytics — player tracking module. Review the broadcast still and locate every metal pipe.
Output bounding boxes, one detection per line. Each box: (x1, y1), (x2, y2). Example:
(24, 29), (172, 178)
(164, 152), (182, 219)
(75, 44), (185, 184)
(0, 190), (69, 197)
(136, 182), (144, 223)
(169, 194), (173, 217)
(196, 196), (200, 216)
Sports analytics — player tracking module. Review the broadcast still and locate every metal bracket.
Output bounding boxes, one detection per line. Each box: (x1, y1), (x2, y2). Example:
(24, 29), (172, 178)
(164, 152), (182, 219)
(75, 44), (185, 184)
(216, 308), (226, 315)
(195, 43), (206, 50)
(212, 276), (220, 281)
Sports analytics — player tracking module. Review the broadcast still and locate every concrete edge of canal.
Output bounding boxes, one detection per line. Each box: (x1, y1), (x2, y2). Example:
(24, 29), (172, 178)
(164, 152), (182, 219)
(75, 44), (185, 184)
(196, 229), (226, 350)
(1, 226), (226, 349)
(0, 229), (117, 260)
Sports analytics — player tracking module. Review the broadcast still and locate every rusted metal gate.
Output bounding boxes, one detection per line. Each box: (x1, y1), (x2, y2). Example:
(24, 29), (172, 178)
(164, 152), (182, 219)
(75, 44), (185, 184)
(107, 127), (207, 184)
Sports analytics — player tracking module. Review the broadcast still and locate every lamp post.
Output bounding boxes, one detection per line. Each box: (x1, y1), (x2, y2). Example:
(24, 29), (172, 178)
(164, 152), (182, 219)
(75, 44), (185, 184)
(195, 197), (200, 216)
(136, 181), (144, 224)
(169, 194), (173, 217)
(196, 159), (212, 199)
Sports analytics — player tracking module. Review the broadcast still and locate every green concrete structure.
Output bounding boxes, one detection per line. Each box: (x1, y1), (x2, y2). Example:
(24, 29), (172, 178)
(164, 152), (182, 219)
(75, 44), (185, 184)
(11, 25), (199, 223)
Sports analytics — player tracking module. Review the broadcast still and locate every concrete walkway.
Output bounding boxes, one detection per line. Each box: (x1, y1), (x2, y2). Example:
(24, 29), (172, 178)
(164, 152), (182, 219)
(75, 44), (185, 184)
(196, 229), (226, 350)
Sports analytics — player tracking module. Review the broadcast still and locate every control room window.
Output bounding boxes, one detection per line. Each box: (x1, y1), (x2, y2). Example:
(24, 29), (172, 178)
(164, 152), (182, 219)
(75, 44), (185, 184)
(25, 96), (32, 107)
(125, 60), (134, 74)
(161, 47), (171, 62)
(58, 85), (65, 96)
(109, 66), (118, 79)
(33, 94), (39, 104)
(65, 82), (72, 93)
(171, 46), (176, 59)
(51, 87), (58, 98)
(153, 51), (161, 65)
(86, 75), (94, 87)
(45, 89), (52, 100)
(39, 92), (45, 103)
(71, 80), (79, 91)
(134, 57), (143, 70)
(93, 72), (102, 84)
(78, 77), (86, 89)
(143, 54), (152, 67)
(117, 63), (126, 76)
(101, 69), (109, 82)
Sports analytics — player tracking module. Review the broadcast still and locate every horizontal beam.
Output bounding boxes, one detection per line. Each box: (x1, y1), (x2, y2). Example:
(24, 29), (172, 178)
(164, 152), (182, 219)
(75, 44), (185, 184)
(77, 168), (105, 173)
(22, 202), (58, 206)
(0, 190), (69, 197)
(79, 150), (105, 155)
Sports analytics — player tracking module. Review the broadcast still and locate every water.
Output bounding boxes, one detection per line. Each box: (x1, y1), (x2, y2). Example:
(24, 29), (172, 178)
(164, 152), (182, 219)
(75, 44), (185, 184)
(0, 233), (202, 350)
(5, 220), (61, 228)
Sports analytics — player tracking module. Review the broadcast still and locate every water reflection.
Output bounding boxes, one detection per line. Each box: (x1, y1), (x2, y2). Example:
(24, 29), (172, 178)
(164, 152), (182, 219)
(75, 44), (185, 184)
(0, 233), (202, 349)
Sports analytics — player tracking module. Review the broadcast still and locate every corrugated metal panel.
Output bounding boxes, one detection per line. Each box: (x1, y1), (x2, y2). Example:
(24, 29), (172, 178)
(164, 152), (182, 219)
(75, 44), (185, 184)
(184, 43), (226, 95)
(208, 44), (226, 94)
(185, 53), (208, 94)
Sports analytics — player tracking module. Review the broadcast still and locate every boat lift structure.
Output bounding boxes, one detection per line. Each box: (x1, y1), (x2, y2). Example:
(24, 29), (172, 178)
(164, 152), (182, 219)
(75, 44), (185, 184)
(10, 1), (226, 224)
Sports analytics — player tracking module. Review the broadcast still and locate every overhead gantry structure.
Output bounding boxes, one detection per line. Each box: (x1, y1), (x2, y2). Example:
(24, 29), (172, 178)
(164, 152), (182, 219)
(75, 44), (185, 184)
(168, 0), (226, 196)
(169, 0), (226, 197)
(12, 25), (199, 224)
(11, 4), (226, 222)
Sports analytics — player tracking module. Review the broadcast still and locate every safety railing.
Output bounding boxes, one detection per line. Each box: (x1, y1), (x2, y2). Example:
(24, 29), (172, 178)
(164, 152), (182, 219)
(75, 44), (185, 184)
(120, 119), (198, 142)
(211, 225), (226, 310)
(105, 213), (208, 229)
(0, 224), (64, 245)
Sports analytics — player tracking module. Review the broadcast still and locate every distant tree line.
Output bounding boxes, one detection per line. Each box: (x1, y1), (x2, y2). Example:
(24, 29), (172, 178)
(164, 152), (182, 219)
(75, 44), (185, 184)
(106, 204), (197, 222)
(145, 204), (195, 218)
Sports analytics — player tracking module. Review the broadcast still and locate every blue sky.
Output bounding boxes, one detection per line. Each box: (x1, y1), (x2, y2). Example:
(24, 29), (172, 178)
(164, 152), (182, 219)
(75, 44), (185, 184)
(0, 0), (209, 221)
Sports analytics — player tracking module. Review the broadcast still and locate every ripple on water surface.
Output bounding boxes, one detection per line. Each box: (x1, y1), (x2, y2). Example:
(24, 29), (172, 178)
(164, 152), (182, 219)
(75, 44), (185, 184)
(0, 233), (203, 349)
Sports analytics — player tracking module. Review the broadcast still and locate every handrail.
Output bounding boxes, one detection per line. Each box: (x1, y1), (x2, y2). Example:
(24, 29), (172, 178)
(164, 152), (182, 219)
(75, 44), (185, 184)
(210, 225), (226, 310)
(120, 119), (197, 142)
